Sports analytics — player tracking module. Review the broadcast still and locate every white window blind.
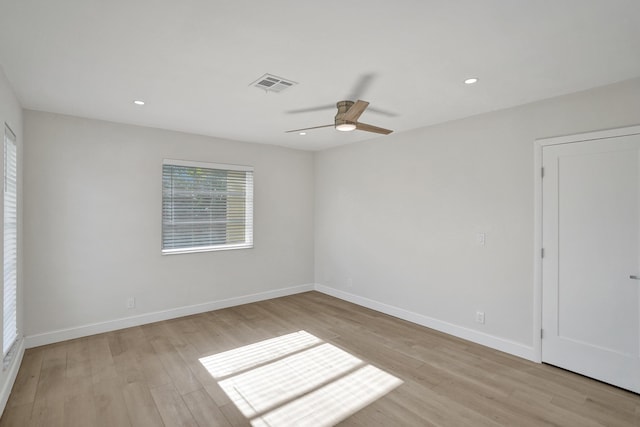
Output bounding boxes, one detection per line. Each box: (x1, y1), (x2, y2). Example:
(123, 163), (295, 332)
(162, 160), (253, 254)
(3, 124), (17, 356)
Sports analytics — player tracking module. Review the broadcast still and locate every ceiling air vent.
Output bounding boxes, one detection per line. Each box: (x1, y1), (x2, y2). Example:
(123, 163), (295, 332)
(251, 74), (297, 93)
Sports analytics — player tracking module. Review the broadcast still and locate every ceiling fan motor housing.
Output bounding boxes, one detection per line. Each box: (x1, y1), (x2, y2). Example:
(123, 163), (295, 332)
(335, 100), (356, 127)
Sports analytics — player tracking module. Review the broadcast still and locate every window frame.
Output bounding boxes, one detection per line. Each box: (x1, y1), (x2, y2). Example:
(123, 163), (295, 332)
(161, 159), (254, 255)
(3, 123), (18, 357)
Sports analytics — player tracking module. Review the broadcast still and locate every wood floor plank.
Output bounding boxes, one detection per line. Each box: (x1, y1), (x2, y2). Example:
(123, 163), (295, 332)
(150, 383), (199, 427)
(121, 381), (164, 427)
(202, 383), (233, 407)
(63, 390), (98, 427)
(33, 343), (67, 402)
(330, 334), (424, 380)
(182, 389), (231, 427)
(188, 314), (240, 354)
(162, 320), (228, 394)
(210, 310), (265, 347)
(114, 327), (147, 354)
(112, 349), (146, 385)
(550, 394), (637, 427)
(163, 331), (232, 407)
(88, 335), (118, 384)
(6, 348), (43, 408)
(339, 393), (439, 427)
(385, 380), (502, 427)
(92, 377), (132, 427)
(218, 402), (250, 427)
(3, 291), (639, 426)
(66, 338), (92, 379)
(148, 333), (202, 396)
(169, 317), (217, 356)
(133, 340), (173, 389)
(0, 402), (32, 427)
(106, 332), (124, 359)
(30, 396), (64, 427)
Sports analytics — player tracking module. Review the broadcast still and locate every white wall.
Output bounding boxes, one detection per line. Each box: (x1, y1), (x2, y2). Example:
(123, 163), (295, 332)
(23, 111), (315, 342)
(0, 66), (24, 414)
(314, 77), (640, 358)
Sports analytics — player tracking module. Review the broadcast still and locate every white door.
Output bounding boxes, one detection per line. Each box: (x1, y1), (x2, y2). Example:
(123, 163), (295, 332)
(542, 131), (640, 393)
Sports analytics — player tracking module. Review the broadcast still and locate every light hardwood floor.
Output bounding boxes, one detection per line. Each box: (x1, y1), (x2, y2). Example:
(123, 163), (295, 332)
(1, 291), (638, 426)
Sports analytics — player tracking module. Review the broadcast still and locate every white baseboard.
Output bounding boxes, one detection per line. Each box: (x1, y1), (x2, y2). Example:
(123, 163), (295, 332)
(24, 282), (535, 362)
(314, 284), (536, 362)
(25, 284), (315, 348)
(0, 338), (25, 416)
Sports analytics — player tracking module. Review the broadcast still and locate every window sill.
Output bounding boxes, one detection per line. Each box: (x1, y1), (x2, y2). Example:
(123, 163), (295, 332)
(162, 243), (253, 255)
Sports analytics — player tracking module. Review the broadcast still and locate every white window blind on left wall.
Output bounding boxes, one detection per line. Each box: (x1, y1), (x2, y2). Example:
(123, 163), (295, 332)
(3, 124), (17, 356)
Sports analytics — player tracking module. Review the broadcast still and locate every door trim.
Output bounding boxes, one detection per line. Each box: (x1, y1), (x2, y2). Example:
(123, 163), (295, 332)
(533, 124), (640, 363)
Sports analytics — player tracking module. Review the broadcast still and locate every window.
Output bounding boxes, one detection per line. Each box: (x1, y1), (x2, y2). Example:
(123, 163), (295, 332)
(162, 160), (253, 254)
(3, 124), (17, 356)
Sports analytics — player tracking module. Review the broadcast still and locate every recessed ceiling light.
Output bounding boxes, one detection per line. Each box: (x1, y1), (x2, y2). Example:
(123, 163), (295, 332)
(464, 78), (479, 85)
(299, 132), (306, 135)
(133, 100), (145, 105)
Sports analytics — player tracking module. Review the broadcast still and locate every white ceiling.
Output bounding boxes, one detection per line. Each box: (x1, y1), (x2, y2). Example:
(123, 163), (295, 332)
(1, 0), (639, 151)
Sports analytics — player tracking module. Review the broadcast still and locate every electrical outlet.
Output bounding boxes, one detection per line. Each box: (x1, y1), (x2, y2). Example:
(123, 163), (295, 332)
(475, 311), (485, 324)
(476, 233), (486, 246)
(347, 277), (353, 288)
(126, 297), (136, 309)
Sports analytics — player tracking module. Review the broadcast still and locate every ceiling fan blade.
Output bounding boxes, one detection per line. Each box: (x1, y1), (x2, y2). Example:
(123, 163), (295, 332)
(356, 122), (393, 135)
(285, 104), (336, 114)
(285, 124), (334, 133)
(366, 106), (398, 117)
(343, 100), (370, 122)
(347, 73), (375, 100)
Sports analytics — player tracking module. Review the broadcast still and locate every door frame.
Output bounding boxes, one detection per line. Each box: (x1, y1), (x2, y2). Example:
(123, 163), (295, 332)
(533, 124), (640, 363)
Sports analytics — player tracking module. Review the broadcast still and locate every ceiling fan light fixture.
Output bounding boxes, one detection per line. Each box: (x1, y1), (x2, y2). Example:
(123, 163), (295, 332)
(336, 123), (357, 132)
(285, 99), (392, 135)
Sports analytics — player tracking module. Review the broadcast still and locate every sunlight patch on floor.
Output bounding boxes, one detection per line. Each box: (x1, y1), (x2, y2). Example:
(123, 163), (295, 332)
(251, 364), (402, 427)
(200, 330), (321, 379)
(199, 331), (402, 426)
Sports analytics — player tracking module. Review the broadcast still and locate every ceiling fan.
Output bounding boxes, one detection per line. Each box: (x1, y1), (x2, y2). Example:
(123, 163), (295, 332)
(285, 100), (393, 135)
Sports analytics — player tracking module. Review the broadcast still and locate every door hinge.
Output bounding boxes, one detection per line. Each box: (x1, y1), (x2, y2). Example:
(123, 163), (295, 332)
(541, 248), (545, 258)
(541, 329), (544, 339)
(541, 167), (545, 178)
